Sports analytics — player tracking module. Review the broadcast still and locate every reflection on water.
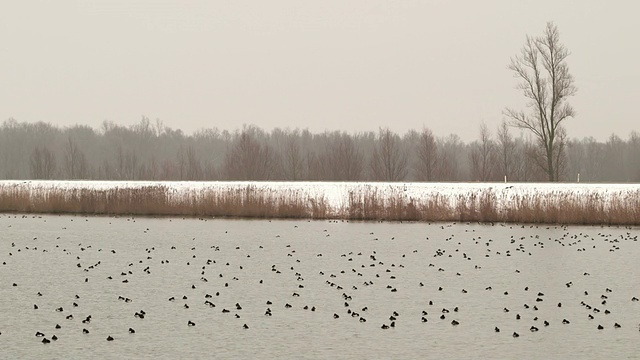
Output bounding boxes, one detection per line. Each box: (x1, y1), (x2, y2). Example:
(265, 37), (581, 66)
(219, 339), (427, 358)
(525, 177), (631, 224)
(1, 215), (639, 359)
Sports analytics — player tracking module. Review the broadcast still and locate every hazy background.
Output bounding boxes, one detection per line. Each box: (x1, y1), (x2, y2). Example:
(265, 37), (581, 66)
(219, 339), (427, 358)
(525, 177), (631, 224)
(1, 0), (638, 141)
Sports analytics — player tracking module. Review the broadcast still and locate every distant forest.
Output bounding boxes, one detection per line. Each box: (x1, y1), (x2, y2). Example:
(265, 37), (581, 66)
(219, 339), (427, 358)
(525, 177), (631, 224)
(1, 118), (638, 182)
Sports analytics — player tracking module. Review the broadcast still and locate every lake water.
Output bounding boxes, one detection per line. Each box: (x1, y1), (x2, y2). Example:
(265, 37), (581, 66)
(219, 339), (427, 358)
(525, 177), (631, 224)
(1, 214), (639, 359)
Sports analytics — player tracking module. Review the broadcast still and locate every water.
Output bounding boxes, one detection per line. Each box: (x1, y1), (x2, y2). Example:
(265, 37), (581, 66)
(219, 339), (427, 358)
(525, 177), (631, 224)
(1, 214), (639, 359)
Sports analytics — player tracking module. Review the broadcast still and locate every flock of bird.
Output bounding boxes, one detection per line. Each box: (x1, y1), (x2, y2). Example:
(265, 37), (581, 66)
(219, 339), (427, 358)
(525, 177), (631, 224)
(1, 214), (639, 357)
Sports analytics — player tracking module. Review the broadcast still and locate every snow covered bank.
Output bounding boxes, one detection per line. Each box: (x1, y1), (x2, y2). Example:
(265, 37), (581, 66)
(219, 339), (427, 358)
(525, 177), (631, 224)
(0, 181), (639, 224)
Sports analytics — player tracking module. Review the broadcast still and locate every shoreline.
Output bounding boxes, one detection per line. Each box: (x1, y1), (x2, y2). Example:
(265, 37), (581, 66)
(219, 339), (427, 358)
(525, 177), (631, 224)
(1, 181), (639, 225)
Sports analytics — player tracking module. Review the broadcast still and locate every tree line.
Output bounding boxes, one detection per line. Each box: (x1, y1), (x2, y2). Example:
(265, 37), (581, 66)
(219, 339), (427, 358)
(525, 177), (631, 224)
(0, 118), (638, 183)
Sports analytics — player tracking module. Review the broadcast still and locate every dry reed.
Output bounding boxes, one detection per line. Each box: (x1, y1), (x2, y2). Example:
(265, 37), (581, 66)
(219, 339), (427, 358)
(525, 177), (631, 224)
(0, 183), (638, 225)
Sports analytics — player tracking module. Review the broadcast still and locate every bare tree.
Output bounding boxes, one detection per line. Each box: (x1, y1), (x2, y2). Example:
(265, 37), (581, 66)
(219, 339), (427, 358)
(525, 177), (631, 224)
(222, 131), (273, 180)
(280, 134), (305, 180)
(64, 137), (88, 179)
(185, 145), (202, 180)
(496, 120), (517, 181)
(370, 128), (408, 181)
(553, 126), (568, 181)
(469, 122), (497, 181)
(30, 146), (56, 179)
(414, 128), (438, 181)
(504, 22), (577, 181)
(329, 134), (363, 181)
(438, 134), (462, 181)
(176, 145), (186, 180)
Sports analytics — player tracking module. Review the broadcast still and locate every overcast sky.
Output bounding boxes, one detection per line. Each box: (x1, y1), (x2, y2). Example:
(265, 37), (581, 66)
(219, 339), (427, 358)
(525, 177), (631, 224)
(1, 0), (638, 141)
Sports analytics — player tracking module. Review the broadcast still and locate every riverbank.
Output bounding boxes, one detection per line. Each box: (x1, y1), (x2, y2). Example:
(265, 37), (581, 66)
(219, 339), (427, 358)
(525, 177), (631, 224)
(0, 181), (638, 225)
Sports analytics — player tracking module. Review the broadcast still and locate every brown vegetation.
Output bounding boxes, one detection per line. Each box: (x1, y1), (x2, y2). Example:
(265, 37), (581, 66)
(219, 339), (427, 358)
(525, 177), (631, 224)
(0, 183), (638, 225)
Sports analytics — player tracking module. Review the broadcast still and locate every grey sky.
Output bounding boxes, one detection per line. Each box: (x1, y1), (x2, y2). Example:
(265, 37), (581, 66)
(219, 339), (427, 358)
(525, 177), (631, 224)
(1, 0), (638, 141)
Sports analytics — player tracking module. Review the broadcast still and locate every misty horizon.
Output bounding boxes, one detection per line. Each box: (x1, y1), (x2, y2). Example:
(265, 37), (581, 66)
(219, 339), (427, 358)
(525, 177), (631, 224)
(1, 1), (639, 143)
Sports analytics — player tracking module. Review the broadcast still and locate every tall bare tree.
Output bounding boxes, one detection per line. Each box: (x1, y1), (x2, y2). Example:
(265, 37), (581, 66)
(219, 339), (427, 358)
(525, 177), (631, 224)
(504, 22), (577, 181)
(370, 128), (408, 181)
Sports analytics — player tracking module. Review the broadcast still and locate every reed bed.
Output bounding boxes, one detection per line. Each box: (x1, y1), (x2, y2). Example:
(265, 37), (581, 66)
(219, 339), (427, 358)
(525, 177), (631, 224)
(0, 182), (638, 225)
